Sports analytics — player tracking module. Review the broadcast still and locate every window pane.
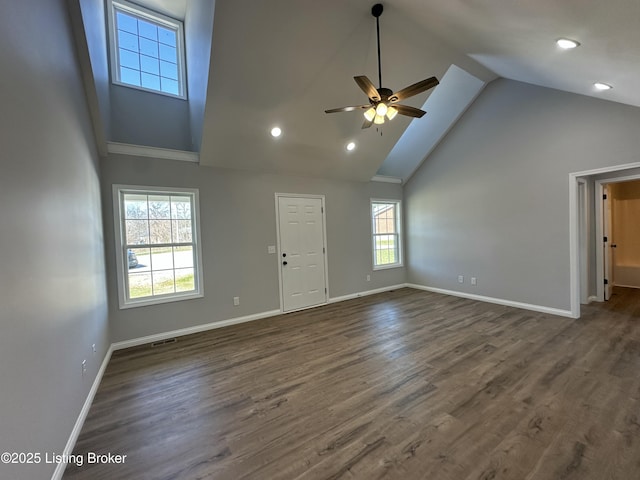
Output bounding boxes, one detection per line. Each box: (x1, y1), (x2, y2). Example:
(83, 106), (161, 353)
(111, 4), (184, 98)
(125, 220), (149, 245)
(174, 246), (193, 268)
(117, 187), (199, 307)
(172, 219), (192, 243)
(120, 66), (140, 86)
(158, 26), (176, 47)
(129, 272), (152, 298)
(129, 247), (150, 272)
(175, 268), (195, 292)
(119, 49), (140, 70)
(159, 43), (176, 62)
(138, 20), (157, 41)
(148, 196), (171, 218)
(139, 38), (158, 58)
(151, 247), (173, 270)
(161, 78), (179, 95)
(124, 194), (148, 219)
(160, 60), (178, 80)
(152, 270), (175, 295)
(141, 72), (161, 90)
(150, 219), (172, 244)
(140, 54), (159, 74)
(116, 12), (137, 34)
(171, 196), (191, 219)
(118, 30), (139, 52)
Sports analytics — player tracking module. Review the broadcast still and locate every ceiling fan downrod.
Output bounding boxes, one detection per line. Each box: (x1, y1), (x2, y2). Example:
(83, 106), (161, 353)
(372, 3), (383, 89)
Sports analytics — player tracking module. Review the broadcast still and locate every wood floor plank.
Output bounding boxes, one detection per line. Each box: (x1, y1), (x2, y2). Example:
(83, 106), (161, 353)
(64, 287), (640, 479)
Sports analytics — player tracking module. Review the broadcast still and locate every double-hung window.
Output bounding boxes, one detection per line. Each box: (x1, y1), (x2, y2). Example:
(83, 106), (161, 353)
(108, 0), (187, 98)
(113, 185), (203, 308)
(371, 199), (403, 269)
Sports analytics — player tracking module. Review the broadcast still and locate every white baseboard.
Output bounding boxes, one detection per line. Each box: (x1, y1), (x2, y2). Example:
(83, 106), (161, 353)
(51, 345), (114, 480)
(588, 295), (599, 303)
(328, 284), (408, 304)
(112, 309), (282, 351)
(406, 283), (574, 318)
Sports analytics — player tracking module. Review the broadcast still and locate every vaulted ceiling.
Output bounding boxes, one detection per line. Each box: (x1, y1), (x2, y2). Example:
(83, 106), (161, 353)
(74, 0), (640, 182)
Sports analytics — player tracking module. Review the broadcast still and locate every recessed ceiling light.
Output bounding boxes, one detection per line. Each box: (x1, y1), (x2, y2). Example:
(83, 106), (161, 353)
(270, 127), (282, 137)
(346, 141), (356, 152)
(594, 82), (612, 91)
(556, 38), (580, 49)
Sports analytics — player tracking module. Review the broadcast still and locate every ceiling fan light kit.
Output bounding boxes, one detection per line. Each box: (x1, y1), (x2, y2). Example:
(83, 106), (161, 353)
(325, 3), (439, 129)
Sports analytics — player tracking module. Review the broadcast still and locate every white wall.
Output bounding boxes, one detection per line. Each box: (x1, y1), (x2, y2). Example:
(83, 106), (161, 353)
(101, 155), (405, 342)
(0, 1), (109, 479)
(405, 79), (640, 312)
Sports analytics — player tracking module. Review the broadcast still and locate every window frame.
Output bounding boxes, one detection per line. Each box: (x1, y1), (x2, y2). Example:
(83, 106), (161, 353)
(112, 185), (204, 309)
(107, 0), (188, 100)
(371, 199), (403, 270)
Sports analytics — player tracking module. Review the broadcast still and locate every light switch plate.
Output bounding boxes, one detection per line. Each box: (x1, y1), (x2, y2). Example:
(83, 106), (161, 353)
(267, 245), (276, 254)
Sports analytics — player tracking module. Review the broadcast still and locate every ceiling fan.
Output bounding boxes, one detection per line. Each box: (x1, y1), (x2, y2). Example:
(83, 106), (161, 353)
(325, 3), (439, 129)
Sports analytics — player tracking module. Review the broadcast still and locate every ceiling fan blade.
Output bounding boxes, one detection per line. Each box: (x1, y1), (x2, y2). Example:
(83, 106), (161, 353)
(325, 105), (371, 114)
(354, 76), (380, 102)
(362, 118), (374, 129)
(390, 76), (439, 102)
(394, 104), (426, 118)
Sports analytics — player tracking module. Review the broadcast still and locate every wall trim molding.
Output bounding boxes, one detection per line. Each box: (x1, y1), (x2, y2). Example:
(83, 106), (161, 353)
(406, 283), (575, 318)
(106, 142), (199, 163)
(51, 345), (114, 480)
(370, 175), (403, 184)
(328, 284), (408, 303)
(112, 309), (282, 351)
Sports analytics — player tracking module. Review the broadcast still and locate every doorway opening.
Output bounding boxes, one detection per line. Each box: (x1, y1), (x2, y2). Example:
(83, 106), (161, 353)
(569, 162), (640, 317)
(596, 178), (640, 301)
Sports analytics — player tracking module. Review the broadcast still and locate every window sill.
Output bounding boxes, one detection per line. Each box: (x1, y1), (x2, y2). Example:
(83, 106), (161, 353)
(119, 291), (203, 310)
(373, 263), (404, 271)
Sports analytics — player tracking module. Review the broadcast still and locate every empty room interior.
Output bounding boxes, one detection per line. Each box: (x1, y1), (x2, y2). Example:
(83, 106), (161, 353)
(3, 0), (640, 479)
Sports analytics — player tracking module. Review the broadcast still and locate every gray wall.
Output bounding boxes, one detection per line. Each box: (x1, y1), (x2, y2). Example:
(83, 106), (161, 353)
(101, 156), (405, 342)
(110, 86), (192, 150)
(0, 1), (109, 479)
(185, 0), (215, 152)
(405, 79), (640, 311)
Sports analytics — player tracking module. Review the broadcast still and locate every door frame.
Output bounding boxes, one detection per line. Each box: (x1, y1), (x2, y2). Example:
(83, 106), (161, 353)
(274, 193), (330, 313)
(577, 178), (588, 305)
(569, 161), (640, 318)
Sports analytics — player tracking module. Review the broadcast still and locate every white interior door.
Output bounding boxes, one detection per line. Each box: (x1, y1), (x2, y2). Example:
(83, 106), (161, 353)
(277, 196), (327, 312)
(604, 186), (613, 300)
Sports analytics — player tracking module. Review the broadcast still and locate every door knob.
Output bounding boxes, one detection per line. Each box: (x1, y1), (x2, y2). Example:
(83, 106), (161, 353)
(282, 253), (287, 257)
(282, 261), (288, 266)
(612, 244), (617, 248)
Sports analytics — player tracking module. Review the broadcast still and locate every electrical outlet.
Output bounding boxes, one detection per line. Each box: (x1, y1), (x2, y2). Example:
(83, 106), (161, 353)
(81, 360), (87, 376)
(233, 296), (240, 306)
(267, 245), (276, 254)
(458, 275), (464, 284)
(366, 275), (371, 282)
(471, 277), (477, 286)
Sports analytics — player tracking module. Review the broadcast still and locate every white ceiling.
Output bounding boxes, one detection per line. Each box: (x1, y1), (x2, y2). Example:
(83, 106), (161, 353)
(141, 0), (640, 181)
(394, 0), (640, 108)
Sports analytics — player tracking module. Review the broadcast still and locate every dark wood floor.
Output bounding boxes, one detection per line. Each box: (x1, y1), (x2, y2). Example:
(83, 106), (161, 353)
(64, 287), (640, 480)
